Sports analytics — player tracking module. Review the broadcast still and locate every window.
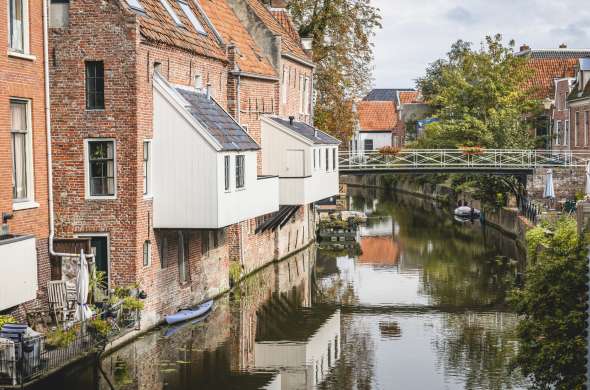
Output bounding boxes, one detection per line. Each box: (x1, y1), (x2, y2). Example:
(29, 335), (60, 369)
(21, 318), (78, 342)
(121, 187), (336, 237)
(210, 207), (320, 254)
(303, 77), (310, 115)
(281, 66), (288, 104)
(564, 120), (569, 146)
(236, 155), (245, 189)
(313, 149), (317, 169)
(50, 0), (69, 28)
(194, 74), (202, 91)
(318, 149), (322, 169)
(555, 121), (561, 145)
(143, 240), (151, 267)
(178, 0), (206, 34)
(143, 141), (151, 195)
(87, 140), (115, 197)
(585, 111), (589, 146)
(325, 148), (329, 171)
(125, 0), (144, 12)
(575, 111), (580, 146)
(85, 61), (105, 110)
(299, 75), (305, 113)
(201, 231), (209, 256)
(364, 139), (374, 151)
(159, 234), (168, 268)
(11, 100), (32, 201)
(332, 148), (336, 171)
(178, 231), (189, 283)
(9, 0), (28, 53)
(159, 0), (182, 26)
(224, 155), (230, 191)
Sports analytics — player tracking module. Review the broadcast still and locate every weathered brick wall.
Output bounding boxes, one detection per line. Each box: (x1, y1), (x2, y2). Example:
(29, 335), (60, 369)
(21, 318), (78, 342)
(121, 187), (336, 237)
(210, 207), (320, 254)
(279, 58), (313, 125)
(528, 166), (587, 200)
(0, 0), (50, 315)
(276, 205), (314, 259)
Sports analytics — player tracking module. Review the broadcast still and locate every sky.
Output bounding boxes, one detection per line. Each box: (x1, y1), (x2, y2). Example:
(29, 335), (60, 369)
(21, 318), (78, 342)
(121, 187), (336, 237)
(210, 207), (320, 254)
(371, 0), (590, 89)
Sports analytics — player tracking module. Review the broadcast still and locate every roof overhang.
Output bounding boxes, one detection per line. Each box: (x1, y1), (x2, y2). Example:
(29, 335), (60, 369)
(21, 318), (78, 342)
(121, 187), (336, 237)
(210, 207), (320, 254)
(282, 52), (315, 69)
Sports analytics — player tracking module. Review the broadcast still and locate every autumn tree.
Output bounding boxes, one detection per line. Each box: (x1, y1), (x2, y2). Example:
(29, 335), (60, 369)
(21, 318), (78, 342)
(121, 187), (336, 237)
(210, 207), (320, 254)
(415, 34), (539, 149)
(285, 0), (381, 143)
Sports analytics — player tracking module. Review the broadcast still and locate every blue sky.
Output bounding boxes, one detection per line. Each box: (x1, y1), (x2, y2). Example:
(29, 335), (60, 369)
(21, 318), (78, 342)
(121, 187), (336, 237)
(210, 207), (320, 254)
(371, 0), (590, 88)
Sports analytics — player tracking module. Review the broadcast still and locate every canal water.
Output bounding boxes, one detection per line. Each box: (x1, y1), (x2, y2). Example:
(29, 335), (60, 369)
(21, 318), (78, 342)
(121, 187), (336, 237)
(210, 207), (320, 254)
(35, 189), (528, 389)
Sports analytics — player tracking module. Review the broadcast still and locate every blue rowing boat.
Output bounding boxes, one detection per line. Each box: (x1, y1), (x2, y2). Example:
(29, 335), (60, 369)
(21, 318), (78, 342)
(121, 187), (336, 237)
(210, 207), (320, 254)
(165, 300), (214, 325)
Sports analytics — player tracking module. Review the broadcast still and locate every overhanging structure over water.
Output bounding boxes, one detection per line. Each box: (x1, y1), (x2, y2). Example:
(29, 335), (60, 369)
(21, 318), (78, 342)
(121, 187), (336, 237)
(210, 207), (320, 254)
(339, 149), (590, 174)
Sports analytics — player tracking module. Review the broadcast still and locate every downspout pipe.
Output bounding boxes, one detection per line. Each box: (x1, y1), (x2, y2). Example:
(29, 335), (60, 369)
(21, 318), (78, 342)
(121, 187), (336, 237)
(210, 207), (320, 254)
(43, 0), (92, 260)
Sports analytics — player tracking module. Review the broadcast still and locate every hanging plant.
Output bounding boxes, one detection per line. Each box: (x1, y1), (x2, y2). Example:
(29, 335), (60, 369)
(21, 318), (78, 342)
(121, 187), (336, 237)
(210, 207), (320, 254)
(459, 145), (485, 155)
(378, 146), (402, 155)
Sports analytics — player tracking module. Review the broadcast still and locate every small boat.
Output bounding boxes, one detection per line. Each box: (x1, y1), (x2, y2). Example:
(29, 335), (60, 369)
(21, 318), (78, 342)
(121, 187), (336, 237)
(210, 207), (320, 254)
(165, 300), (214, 325)
(454, 206), (480, 219)
(163, 309), (212, 337)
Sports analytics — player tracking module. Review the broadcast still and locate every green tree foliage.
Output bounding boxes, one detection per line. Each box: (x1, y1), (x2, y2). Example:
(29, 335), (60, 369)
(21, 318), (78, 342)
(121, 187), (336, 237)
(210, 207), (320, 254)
(286, 0), (381, 142)
(415, 34), (539, 149)
(510, 218), (588, 389)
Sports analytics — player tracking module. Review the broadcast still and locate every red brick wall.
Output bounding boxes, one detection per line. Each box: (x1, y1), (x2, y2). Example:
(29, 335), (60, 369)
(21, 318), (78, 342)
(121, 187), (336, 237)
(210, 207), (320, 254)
(569, 101), (590, 151)
(552, 79), (572, 150)
(279, 58), (313, 124)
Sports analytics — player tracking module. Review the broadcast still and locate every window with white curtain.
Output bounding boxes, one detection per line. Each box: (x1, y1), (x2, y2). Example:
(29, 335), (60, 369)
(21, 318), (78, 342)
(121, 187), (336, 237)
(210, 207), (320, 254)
(9, 0), (28, 53)
(11, 100), (32, 202)
(87, 140), (115, 197)
(236, 155), (245, 189)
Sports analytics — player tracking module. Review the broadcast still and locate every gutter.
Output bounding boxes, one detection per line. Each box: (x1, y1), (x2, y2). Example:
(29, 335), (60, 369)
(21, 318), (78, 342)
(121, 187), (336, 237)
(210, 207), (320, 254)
(282, 52), (315, 69)
(43, 0), (92, 260)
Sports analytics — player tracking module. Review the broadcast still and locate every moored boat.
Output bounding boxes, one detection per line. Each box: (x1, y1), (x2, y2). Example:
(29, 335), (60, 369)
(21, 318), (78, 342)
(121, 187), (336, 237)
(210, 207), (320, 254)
(165, 300), (214, 325)
(454, 206), (480, 219)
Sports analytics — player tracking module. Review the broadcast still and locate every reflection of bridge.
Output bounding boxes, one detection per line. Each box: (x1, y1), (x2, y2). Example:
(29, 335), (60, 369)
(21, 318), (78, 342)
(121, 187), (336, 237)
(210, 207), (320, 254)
(339, 149), (590, 174)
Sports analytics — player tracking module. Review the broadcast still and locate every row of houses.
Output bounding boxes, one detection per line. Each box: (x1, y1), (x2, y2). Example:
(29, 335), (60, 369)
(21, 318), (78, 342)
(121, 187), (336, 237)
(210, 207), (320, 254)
(1, 0), (340, 329)
(350, 45), (590, 154)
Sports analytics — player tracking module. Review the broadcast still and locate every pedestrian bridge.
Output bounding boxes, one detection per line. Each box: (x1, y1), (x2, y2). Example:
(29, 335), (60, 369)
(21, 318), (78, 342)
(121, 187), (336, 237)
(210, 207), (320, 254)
(338, 149), (590, 174)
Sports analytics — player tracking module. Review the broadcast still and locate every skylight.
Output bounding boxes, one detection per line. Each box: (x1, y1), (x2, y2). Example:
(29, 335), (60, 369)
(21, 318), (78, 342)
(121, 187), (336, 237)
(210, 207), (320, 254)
(159, 0), (183, 26)
(125, 0), (144, 12)
(178, 0), (207, 35)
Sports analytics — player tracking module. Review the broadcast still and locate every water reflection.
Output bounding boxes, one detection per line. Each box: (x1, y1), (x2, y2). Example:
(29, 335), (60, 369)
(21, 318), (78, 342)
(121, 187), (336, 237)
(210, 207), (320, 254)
(35, 188), (527, 389)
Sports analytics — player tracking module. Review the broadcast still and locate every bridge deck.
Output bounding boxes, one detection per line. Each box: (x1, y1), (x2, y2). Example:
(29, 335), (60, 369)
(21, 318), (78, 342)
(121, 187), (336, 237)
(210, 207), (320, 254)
(339, 149), (590, 174)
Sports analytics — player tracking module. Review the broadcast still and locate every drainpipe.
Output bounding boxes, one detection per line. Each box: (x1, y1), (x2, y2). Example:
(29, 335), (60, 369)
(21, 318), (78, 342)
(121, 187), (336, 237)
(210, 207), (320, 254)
(43, 0), (92, 260)
(236, 74), (241, 124)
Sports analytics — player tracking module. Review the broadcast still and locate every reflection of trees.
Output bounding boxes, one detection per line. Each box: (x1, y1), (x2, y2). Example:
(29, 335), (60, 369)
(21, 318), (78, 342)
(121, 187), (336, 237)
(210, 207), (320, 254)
(432, 312), (527, 390)
(319, 315), (375, 390)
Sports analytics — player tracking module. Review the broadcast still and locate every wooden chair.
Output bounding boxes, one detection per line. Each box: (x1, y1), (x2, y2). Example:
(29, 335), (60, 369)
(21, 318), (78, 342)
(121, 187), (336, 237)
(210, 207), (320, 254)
(47, 281), (76, 324)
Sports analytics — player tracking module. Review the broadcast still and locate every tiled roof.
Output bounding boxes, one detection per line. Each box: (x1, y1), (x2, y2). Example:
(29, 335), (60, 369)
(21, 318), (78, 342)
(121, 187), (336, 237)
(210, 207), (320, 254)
(244, 0), (310, 63)
(357, 101), (397, 132)
(269, 117), (340, 145)
(198, 0), (276, 77)
(176, 87), (260, 151)
(270, 9), (301, 43)
(136, 0), (226, 61)
(363, 88), (413, 103)
(516, 49), (590, 98)
(398, 90), (420, 104)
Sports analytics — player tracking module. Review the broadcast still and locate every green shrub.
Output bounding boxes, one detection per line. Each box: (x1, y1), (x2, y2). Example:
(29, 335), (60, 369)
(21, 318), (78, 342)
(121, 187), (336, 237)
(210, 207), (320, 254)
(229, 262), (242, 285)
(88, 318), (111, 337)
(121, 296), (144, 312)
(45, 327), (77, 348)
(0, 315), (16, 329)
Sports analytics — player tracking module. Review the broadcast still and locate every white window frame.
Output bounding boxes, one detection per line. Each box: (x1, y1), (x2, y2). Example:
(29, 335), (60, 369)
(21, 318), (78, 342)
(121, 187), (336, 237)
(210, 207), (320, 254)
(177, 231), (189, 284)
(564, 120), (569, 146)
(299, 75), (305, 114)
(11, 98), (37, 210)
(555, 120), (561, 146)
(75, 232), (111, 290)
(8, 0), (31, 56)
(224, 155), (231, 192)
(585, 111), (589, 146)
(84, 138), (117, 200)
(236, 154), (245, 189)
(178, 0), (206, 35)
(325, 147), (329, 171)
(281, 66), (288, 105)
(303, 77), (310, 115)
(143, 140), (152, 197)
(143, 240), (151, 267)
(159, 0), (183, 26)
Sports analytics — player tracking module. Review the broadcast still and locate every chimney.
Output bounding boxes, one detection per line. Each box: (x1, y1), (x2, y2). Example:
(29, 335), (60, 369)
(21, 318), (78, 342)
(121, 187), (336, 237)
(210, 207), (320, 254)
(301, 37), (313, 52)
(289, 115), (294, 126)
(559, 43), (568, 49)
(519, 44), (530, 52)
(206, 84), (212, 100)
(314, 129), (318, 138)
(270, 0), (288, 8)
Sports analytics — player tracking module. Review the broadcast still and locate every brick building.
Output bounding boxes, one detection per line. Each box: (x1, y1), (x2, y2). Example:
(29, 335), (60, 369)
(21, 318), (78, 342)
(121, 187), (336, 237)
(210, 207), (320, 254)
(47, 0), (336, 328)
(0, 0), (52, 318)
(551, 77), (574, 150)
(567, 58), (590, 151)
(515, 45), (590, 149)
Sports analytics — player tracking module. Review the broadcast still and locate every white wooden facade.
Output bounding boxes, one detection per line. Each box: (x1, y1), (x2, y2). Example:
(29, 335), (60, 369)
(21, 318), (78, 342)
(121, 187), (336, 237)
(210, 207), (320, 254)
(261, 117), (340, 205)
(0, 236), (37, 310)
(152, 75), (279, 229)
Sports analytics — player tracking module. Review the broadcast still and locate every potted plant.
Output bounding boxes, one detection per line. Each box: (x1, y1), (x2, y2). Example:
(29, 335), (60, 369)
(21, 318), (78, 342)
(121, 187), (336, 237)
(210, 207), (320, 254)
(378, 146), (402, 155)
(45, 327), (77, 350)
(459, 144), (485, 156)
(0, 315), (16, 330)
(88, 318), (112, 340)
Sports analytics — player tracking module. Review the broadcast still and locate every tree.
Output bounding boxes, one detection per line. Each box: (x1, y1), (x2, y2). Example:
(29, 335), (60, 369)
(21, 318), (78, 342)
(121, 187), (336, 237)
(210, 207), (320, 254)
(415, 34), (539, 149)
(510, 218), (588, 389)
(286, 0), (381, 143)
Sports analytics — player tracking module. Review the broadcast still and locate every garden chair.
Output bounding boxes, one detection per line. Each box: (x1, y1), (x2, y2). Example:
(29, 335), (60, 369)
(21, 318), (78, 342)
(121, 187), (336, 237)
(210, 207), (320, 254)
(47, 281), (76, 325)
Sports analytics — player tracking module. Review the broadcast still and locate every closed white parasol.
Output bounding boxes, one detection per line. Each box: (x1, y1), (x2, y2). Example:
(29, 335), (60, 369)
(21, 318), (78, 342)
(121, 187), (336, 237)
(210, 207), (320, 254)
(543, 169), (555, 199)
(75, 249), (93, 322)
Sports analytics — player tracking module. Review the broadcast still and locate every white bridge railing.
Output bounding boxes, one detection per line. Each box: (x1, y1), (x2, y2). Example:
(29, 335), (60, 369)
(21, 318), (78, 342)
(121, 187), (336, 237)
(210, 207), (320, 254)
(339, 149), (590, 172)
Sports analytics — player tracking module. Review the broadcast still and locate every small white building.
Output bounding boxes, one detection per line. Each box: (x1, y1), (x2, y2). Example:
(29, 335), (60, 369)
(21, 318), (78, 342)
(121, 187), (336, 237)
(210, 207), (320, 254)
(351, 100), (397, 153)
(261, 117), (340, 206)
(152, 73), (279, 229)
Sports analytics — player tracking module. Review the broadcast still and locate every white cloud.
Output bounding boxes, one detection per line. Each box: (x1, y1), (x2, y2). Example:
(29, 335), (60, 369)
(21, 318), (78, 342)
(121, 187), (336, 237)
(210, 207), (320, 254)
(370, 0), (590, 88)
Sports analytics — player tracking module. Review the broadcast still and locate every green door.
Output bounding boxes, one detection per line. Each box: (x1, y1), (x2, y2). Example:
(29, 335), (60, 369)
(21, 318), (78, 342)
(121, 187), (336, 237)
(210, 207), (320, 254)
(90, 237), (109, 285)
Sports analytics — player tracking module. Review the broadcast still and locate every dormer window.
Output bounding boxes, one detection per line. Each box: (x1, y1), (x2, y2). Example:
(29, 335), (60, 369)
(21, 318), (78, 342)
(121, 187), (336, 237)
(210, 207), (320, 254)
(159, 0), (183, 26)
(178, 0), (207, 35)
(126, 0), (144, 12)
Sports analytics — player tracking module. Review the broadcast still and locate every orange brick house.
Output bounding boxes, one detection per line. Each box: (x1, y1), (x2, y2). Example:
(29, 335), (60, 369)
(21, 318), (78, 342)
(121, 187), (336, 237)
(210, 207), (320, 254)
(0, 0), (52, 318)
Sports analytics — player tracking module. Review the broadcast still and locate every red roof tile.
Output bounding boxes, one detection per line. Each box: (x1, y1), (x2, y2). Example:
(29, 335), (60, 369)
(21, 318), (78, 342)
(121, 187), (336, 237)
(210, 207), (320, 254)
(358, 101), (397, 131)
(270, 9), (301, 43)
(398, 91), (420, 104)
(523, 58), (579, 99)
(137, 0), (226, 61)
(244, 0), (310, 63)
(199, 0), (276, 77)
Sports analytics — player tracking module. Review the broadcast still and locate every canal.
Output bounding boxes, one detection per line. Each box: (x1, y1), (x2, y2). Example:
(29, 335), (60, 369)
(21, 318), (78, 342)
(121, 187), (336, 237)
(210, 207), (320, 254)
(34, 188), (528, 389)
